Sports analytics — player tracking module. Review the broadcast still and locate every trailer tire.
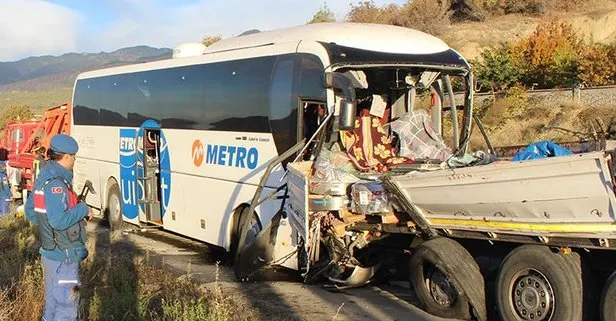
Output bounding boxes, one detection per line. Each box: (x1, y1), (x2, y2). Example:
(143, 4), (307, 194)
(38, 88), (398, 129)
(409, 237), (487, 321)
(496, 245), (582, 321)
(106, 182), (124, 231)
(600, 271), (616, 321)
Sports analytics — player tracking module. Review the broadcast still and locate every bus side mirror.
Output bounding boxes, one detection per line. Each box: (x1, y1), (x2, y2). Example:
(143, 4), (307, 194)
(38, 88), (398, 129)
(339, 99), (356, 130)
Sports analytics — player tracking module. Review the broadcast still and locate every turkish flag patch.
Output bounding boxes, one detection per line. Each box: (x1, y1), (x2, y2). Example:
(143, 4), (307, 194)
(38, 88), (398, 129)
(51, 187), (63, 194)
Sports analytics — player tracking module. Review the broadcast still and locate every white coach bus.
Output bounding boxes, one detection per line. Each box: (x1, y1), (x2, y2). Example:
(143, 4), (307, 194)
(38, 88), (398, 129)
(71, 22), (472, 259)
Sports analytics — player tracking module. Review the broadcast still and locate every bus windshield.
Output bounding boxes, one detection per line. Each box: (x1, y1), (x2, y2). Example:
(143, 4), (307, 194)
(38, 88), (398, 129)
(326, 64), (474, 158)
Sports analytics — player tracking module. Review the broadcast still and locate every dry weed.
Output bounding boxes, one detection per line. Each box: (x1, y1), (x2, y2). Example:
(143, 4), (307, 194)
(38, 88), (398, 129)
(0, 215), (260, 321)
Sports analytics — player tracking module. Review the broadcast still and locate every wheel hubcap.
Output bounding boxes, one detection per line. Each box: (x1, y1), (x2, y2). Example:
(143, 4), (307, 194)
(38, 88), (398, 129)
(425, 266), (457, 307)
(510, 269), (554, 320)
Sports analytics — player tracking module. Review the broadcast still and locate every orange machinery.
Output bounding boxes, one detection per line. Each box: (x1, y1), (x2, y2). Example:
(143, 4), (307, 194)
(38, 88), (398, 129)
(2, 103), (72, 194)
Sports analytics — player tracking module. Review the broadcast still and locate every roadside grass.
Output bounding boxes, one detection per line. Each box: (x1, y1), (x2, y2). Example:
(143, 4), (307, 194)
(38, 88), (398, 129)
(0, 214), (260, 321)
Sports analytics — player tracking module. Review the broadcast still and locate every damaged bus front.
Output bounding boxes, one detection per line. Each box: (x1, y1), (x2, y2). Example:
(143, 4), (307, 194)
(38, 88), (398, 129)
(234, 30), (478, 287)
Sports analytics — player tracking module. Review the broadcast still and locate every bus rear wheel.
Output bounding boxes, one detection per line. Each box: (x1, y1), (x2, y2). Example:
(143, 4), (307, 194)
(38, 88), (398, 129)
(409, 237), (487, 321)
(600, 271), (616, 321)
(496, 245), (582, 321)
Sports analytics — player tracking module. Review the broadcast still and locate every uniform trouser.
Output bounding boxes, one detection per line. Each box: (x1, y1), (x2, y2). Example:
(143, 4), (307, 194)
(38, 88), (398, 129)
(42, 256), (80, 321)
(0, 197), (9, 217)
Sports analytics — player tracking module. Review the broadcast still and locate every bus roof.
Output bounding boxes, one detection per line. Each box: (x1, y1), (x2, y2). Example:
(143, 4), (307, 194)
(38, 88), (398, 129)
(206, 23), (452, 56)
(76, 23), (467, 81)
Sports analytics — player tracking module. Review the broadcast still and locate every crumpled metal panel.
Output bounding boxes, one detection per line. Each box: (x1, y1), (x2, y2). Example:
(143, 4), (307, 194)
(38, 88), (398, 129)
(390, 152), (616, 224)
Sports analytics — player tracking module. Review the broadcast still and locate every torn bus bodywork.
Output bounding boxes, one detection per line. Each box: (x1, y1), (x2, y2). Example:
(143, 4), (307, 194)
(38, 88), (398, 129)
(234, 48), (483, 296)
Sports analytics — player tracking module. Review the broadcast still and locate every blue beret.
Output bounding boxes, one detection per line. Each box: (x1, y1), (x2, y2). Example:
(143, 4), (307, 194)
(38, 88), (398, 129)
(50, 134), (79, 155)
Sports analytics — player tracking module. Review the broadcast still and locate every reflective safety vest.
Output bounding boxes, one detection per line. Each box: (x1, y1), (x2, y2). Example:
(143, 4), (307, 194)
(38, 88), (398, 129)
(33, 157), (47, 183)
(33, 176), (86, 251)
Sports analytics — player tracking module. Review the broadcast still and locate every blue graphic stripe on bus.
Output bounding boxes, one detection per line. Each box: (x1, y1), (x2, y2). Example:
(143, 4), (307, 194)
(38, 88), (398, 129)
(119, 120), (172, 220)
(119, 128), (138, 219)
(205, 145), (258, 169)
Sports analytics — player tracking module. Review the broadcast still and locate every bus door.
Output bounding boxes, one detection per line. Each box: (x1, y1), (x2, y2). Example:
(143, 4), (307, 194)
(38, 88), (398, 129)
(137, 128), (163, 225)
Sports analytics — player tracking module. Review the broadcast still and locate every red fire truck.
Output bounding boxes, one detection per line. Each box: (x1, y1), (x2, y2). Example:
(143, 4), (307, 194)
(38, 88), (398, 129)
(0, 103), (72, 200)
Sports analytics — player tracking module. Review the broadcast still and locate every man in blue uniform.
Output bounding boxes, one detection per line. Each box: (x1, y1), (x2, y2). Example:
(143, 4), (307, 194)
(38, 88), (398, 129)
(25, 134), (93, 321)
(0, 161), (10, 217)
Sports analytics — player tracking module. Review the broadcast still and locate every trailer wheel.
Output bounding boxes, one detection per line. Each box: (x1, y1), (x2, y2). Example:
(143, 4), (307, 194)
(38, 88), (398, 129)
(600, 271), (616, 321)
(496, 245), (582, 321)
(106, 182), (124, 231)
(409, 237), (487, 321)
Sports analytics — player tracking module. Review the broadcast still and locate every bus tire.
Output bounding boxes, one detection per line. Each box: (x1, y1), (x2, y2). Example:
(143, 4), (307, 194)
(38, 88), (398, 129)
(496, 245), (582, 321)
(106, 182), (124, 231)
(230, 206), (262, 260)
(600, 271), (616, 321)
(409, 237), (487, 321)
(224, 206), (245, 264)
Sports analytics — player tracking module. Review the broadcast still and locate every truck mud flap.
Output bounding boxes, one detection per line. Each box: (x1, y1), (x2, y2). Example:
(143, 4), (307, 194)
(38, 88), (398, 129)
(234, 211), (283, 280)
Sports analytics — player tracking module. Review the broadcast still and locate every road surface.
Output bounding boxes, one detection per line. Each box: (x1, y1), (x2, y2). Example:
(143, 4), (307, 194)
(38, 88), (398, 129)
(89, 221), (461, 321)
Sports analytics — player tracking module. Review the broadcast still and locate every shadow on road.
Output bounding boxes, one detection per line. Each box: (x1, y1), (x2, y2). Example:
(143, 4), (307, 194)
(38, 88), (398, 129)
(80, 223), (140, 321)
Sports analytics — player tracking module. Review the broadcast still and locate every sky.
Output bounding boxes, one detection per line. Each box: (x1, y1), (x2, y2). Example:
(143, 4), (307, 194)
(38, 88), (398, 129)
(0, 0), (406, 62)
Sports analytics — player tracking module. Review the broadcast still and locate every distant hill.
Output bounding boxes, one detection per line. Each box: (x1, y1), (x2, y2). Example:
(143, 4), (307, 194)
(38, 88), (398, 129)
(2, 0), (616, 112)
(0, 45), (172, 92)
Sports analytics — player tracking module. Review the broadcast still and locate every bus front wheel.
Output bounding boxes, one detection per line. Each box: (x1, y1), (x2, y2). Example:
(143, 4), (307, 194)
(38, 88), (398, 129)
(106, 182), (124, 231)
(229, 206), (262, 260)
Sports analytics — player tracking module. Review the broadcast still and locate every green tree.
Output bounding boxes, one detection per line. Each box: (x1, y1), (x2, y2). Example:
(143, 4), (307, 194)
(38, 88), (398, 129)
(473, 43), (522, 91)
(202, 35), (222, 47)
(308, 3), (336, 24)
(0, 105), (35, 130)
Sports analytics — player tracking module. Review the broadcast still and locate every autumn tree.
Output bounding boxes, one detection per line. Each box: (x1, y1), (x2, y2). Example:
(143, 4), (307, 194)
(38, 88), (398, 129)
(577, 44), (616, 87)
(397, 0), (451, 35)
(308, 3), (336, 24)
(500, 0), (552, 15)
(202, 35), (222, 47)
(0, 105), (34, 130)
(513, 19), (581, 88)
(450, 0), (488, 21)
(499, 0), (580, 15)
(346, 1), (400, 25)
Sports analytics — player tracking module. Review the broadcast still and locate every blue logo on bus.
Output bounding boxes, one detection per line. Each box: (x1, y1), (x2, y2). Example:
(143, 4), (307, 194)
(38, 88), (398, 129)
(204, 144), (259, 169)
(119, 120), (172, 220)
